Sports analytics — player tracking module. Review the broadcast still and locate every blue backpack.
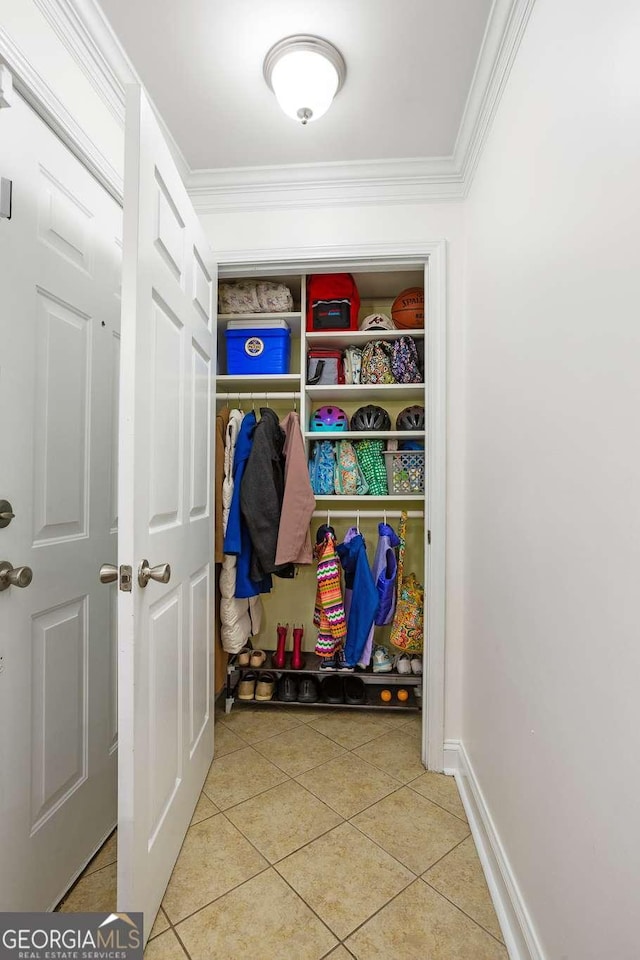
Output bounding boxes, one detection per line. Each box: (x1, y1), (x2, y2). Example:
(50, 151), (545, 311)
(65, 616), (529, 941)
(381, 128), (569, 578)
(308, 440), (336, 495)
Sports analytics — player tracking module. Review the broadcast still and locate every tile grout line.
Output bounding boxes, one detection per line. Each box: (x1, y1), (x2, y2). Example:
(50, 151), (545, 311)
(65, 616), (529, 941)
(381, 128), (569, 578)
(420, 875), (506, 948)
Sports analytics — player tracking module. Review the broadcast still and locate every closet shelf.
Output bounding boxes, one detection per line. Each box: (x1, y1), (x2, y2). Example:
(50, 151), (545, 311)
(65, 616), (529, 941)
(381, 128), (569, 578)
(230, 696), (420, 713)
(304, 430), (425, 441)
(305, 383), (424, 402)
(313, 494), (424, 502)
(217, 373), (301, 393)
(306, 329), (425, 348)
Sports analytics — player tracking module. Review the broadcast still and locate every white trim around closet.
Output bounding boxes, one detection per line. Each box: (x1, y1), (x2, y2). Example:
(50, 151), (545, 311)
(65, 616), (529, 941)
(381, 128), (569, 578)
(217, 240), (447, 773)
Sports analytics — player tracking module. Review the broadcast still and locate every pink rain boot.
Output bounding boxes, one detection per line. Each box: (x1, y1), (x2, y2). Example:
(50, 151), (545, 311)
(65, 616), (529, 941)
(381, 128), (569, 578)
(272, 623), (288, 669)
(291, 625), (305, 670)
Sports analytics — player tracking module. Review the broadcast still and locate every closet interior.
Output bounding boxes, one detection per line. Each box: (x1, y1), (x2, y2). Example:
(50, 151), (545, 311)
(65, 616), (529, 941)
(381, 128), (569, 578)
(215, 264), (430, 716)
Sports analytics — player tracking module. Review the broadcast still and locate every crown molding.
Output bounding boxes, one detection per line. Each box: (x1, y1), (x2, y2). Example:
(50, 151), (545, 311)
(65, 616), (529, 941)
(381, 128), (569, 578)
(0, 24), (123, 202)
(5, 0), (535, 212)
(453, 0), (536, 189)
(188, 157), (465, 213)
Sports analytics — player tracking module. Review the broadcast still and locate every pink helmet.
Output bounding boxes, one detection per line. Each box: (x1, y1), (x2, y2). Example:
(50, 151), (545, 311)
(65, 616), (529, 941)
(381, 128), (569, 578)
(310, 406), (349, 432)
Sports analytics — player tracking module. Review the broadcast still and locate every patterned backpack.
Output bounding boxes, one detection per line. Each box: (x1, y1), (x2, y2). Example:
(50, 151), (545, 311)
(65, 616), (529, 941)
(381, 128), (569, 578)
(334, 439), (369, 496)
(308, 440), (336, 495)
(355, 439), (388, 495)
(391, 336), (422, 383)
(360, 340), (395, 384)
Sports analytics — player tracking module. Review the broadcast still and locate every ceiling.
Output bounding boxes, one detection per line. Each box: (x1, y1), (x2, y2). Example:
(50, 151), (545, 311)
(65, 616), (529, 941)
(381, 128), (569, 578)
(97, 0), (493, 172)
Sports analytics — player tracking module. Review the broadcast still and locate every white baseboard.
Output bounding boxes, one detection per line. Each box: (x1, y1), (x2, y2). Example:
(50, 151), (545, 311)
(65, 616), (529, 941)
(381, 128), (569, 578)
(443, 740), (545, 960)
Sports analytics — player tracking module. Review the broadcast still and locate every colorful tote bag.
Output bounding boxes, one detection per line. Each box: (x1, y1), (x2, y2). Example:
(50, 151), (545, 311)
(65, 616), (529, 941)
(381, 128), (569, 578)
(389, 511), (424, 653)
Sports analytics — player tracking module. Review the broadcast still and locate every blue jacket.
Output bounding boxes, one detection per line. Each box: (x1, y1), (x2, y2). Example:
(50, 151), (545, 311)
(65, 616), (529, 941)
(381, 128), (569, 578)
(337, 531), (378, 667)
(223, 412), (272, 598)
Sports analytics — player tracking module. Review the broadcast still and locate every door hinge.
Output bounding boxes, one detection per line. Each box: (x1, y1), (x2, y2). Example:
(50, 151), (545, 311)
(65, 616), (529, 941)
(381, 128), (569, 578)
(119, 564), (132, 592)
(0, 178), (12, 220)
(0, 65), (13, 109)
(427, 530), (431, 545)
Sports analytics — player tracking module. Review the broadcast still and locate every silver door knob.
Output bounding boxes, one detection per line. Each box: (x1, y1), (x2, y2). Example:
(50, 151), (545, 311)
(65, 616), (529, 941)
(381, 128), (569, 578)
(138, 559), (171, 588)
(0, 560), (33, 591)
(99, 563), (119, 584)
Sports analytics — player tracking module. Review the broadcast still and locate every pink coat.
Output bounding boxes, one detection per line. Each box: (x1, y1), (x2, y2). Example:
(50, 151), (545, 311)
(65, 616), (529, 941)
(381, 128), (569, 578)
(275, 412), (315, 566)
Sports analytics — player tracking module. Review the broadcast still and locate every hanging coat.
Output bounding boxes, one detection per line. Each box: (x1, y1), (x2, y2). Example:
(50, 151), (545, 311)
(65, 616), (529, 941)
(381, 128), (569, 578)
(241, 407), (294, 582)
(372, 522), (400, 625)
(214, 406), (230, 563)
(222, 408), (243, 535)
(313, 530), (347, 658)
(275, 411), (315, 567)
(224, 411), (272, 598)
(337, 528), (379, 668)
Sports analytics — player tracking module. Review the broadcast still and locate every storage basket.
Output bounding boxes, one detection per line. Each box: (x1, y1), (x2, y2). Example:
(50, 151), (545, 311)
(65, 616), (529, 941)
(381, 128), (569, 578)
(383, 449), (425, 494)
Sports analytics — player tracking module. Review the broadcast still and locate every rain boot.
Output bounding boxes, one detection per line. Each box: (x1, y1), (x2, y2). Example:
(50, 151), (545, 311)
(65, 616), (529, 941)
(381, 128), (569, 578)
(272, 622), (288, 669)
(291, 625), (305, 669)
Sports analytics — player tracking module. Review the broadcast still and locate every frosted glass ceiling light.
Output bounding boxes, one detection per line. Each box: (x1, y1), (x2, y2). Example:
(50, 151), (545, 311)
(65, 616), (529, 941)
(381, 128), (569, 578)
(263, 36), (346, 125)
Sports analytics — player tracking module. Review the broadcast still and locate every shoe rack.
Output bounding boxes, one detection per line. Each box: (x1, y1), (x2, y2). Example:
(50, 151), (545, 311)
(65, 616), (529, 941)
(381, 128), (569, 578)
(224, 648), (422, 714)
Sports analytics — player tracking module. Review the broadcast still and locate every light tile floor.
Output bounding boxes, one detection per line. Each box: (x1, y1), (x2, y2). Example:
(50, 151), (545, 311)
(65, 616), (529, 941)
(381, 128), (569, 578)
(58, 705), (507, 959)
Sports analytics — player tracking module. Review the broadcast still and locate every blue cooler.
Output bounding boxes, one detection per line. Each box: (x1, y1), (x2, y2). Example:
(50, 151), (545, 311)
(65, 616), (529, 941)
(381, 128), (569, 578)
(225, 319), (291, 375)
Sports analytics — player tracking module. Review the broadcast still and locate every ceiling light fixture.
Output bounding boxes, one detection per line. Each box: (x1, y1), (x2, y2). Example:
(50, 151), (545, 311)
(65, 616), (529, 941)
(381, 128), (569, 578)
(263, 35), (346, 125)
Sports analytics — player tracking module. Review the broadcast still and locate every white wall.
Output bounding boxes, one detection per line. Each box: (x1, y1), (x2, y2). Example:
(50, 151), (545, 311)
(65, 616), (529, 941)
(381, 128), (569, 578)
(463, 1), (640, 957)
(201, 202), (466, 740)
(0, 0), (123, 176)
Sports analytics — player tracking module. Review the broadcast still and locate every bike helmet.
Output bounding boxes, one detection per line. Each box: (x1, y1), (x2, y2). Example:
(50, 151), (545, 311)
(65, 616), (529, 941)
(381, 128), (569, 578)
(351, 404), (391, 431)
(310, 405), (349, 432)
(396, 405), (425, 431)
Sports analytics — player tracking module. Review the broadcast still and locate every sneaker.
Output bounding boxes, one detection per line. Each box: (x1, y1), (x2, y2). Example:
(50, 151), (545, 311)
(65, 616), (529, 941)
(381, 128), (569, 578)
(410, 655), (423, 675)
(237, 672), (257, 700)
(372, 645), (393, 673)
(395, 653), (412, 675)
(319, 657), (338, 671)
(255, 672), (277, 701)
(335, 649), (354, 672)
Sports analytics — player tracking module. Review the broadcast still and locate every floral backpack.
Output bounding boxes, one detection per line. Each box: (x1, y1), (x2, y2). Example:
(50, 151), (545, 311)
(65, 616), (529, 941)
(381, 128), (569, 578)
(360, 340), (395, 384)
(390, 512), (424, 653)
(308, 440), (336, 495)
(391, 336), (422, 384)
(334, 439), (369, 495)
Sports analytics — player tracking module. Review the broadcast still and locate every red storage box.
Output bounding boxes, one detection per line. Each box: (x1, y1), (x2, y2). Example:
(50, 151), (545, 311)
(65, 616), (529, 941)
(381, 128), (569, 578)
(306, 273), (360, 332)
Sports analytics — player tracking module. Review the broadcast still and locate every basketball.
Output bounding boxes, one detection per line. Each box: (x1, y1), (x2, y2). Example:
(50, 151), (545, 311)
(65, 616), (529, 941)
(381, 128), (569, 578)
(391, 287), (424, 329)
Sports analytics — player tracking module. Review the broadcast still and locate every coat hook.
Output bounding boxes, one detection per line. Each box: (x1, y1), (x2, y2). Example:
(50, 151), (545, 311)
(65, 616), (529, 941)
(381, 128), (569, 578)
(356, 510), (360, 533)
(327, 509), (331, 527)
(293, 394), (297, 412)
(251, 392), (255, 412)
(383, 508), (387, 525)
(265, 392), (269, 408)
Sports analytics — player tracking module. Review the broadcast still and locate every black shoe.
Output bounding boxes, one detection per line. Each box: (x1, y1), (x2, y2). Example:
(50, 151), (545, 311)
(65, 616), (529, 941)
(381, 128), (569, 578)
(320, 675), (344, 704)
(277, 674), (298, 702)
(344, 675), (367, 705)
(297, 674), (319, 703)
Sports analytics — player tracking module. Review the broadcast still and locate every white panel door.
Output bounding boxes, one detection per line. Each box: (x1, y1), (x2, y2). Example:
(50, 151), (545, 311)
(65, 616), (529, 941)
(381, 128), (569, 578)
(117, 85), (215, 930)
(0, 92), (121, 909)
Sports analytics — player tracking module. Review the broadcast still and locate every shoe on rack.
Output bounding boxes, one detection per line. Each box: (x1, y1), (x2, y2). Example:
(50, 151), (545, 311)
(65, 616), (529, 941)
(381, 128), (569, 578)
(237, 646), (252, 667)
(250, 650), (267, 668)
(335, 649), (354, 672)
(297, 674), (319, 703)
(344, 675), (366, 705)
(291, 625), (305, 670)
(319, 656), (338, 671)
(395, 653), (412, 675)
(320, 675), (344, 704)
(277, 674), (298, 703)
(237, 672), (257, 700)
(372, 645), (394, 673)
(410, 655), (423, 675)
(255, 672), (277, 701)
(272, 623), (288, 669)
